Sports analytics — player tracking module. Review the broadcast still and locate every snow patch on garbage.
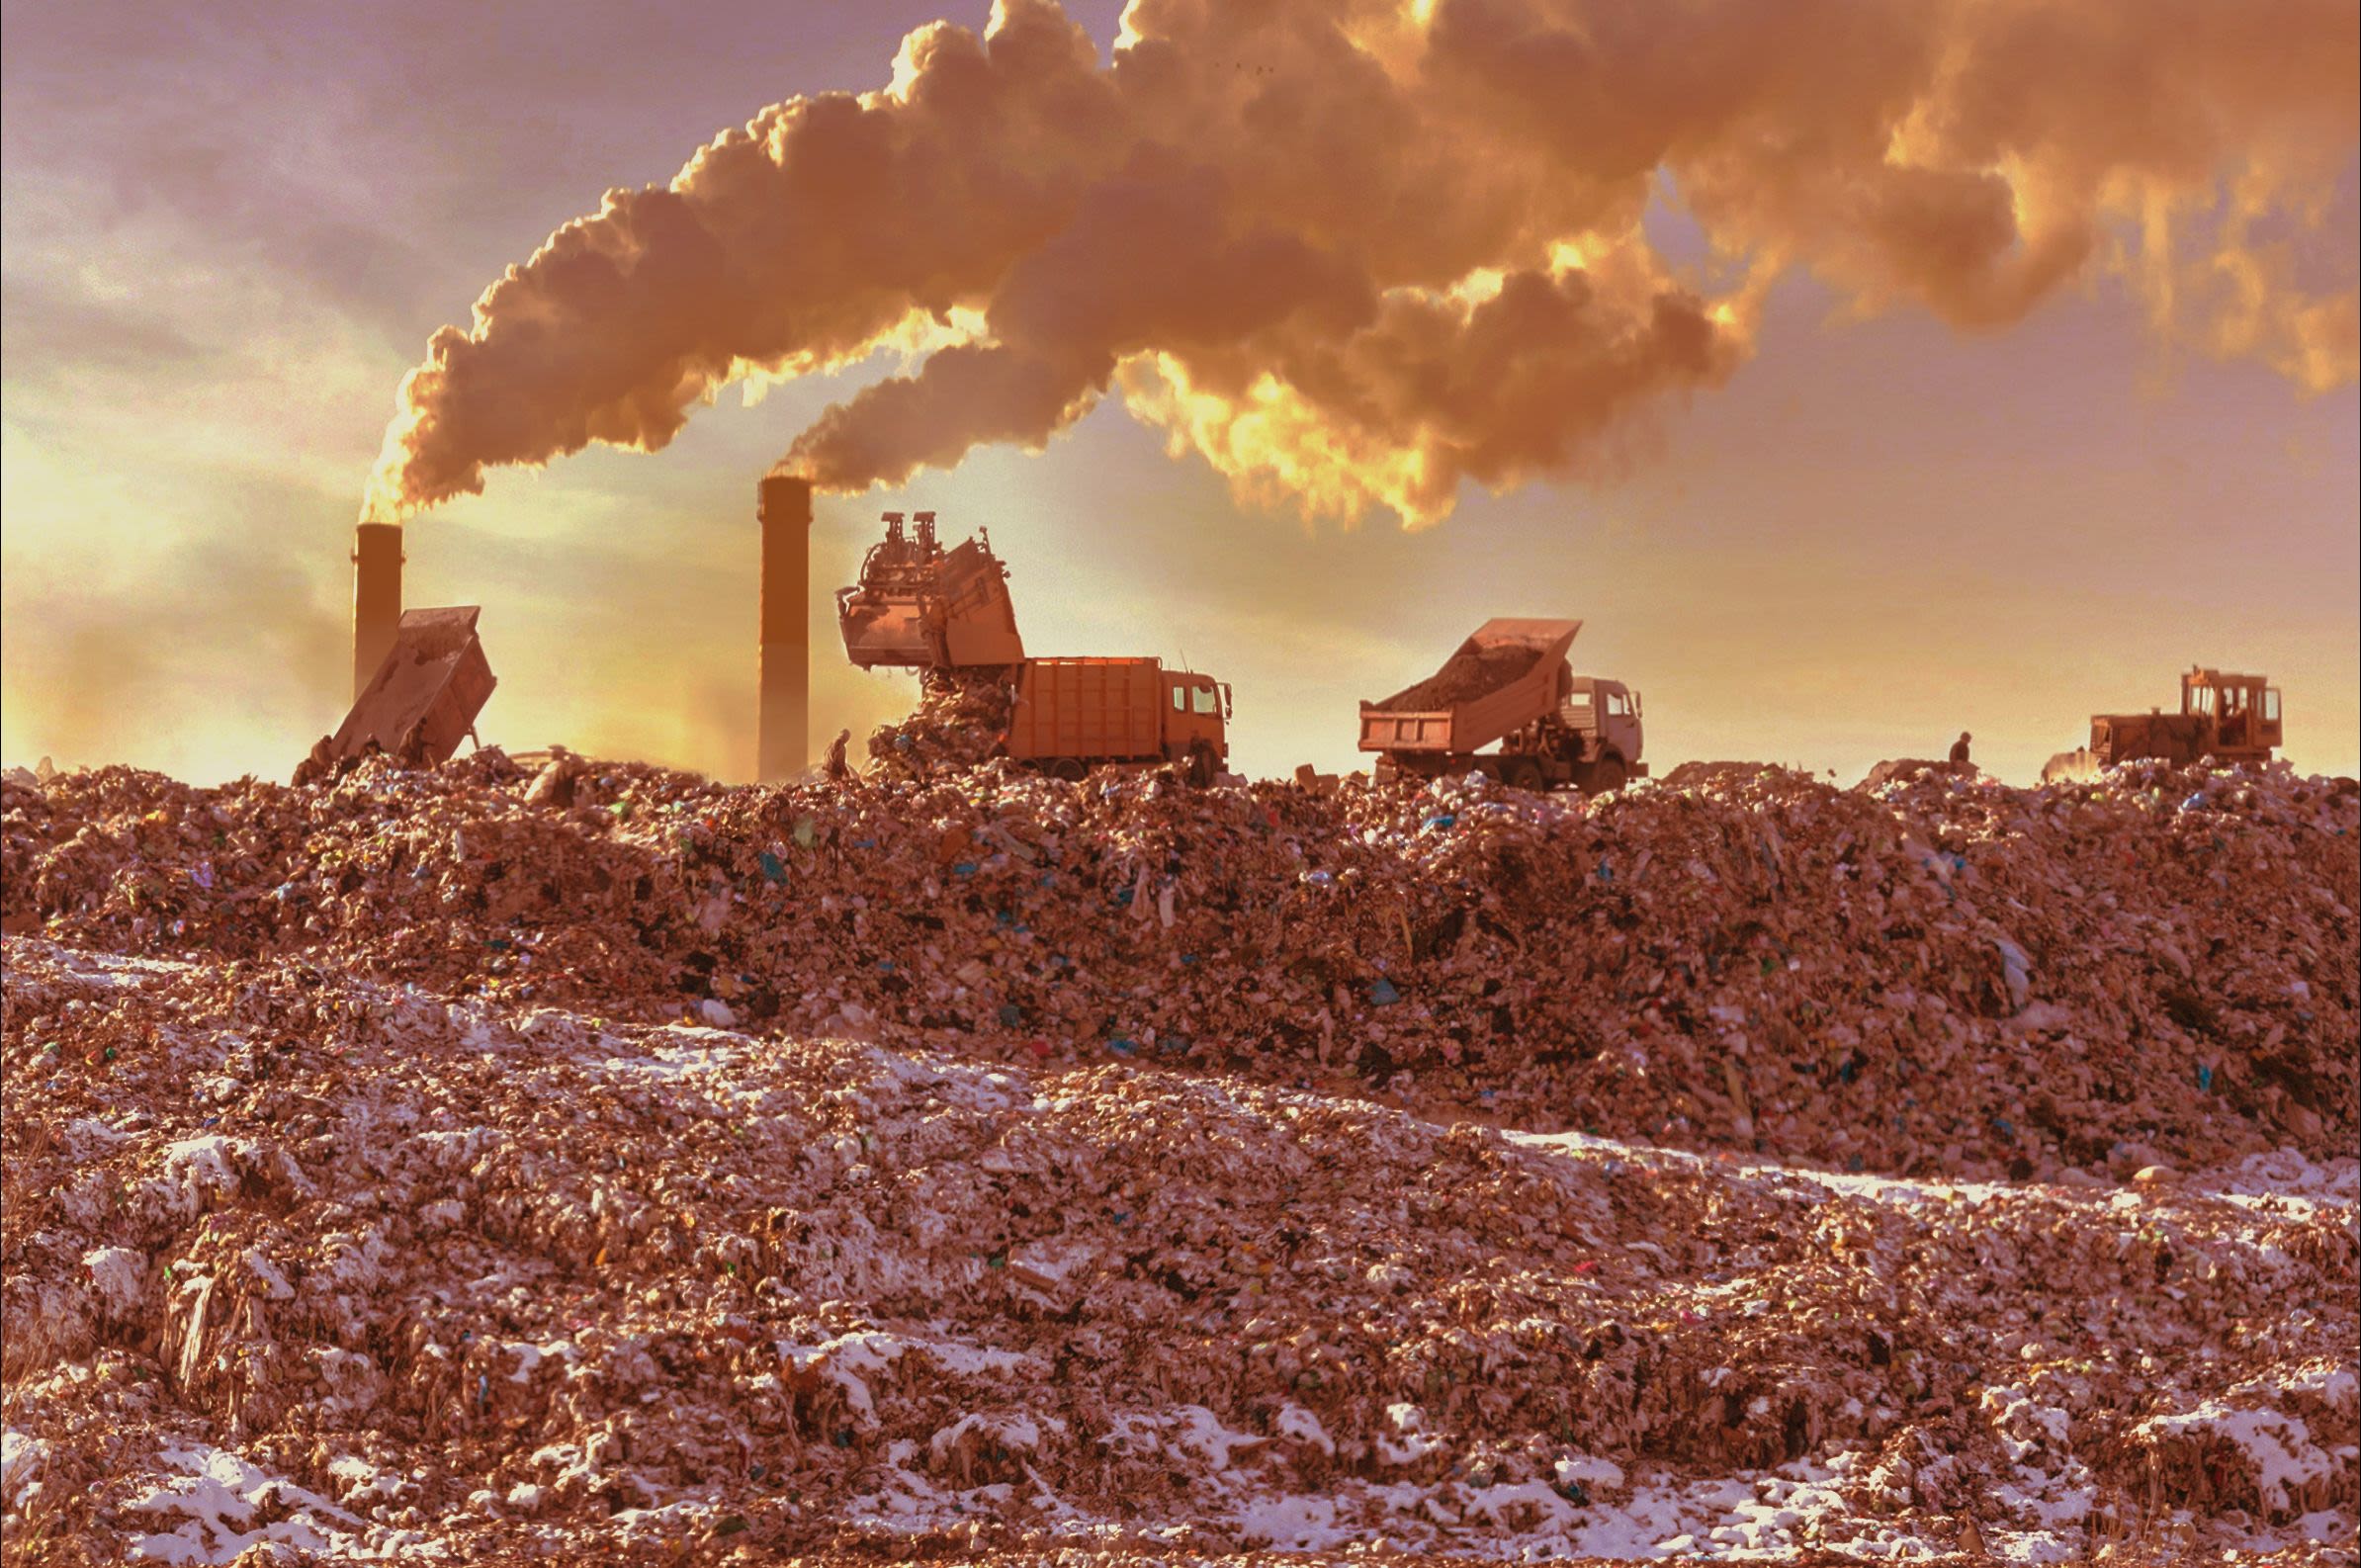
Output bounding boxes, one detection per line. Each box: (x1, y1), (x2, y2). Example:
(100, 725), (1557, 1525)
(124, 1442), (378, 1564)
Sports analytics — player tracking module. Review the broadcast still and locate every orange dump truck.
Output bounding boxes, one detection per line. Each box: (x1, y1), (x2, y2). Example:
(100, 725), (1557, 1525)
(1006, 657), (1231, 785)
(1359, 617), (1645, 794)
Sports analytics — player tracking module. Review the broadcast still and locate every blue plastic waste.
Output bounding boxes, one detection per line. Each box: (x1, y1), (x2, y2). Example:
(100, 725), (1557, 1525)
(1369, 976), (1401, 1005)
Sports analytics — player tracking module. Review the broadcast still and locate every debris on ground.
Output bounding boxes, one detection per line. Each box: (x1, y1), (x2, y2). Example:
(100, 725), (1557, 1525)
(2, 754), (2354, 1563)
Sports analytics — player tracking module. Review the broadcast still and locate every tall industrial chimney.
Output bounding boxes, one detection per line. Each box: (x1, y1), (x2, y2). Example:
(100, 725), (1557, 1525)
(352, 523), (404, 701)
(757, 474), (813, 781)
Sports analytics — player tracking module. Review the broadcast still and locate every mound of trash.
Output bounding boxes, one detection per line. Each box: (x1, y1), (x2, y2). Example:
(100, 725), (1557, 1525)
(2, 938), (2353, 1563)
(865, 672), (1018, 777)
(5, 756), (2354, 1183)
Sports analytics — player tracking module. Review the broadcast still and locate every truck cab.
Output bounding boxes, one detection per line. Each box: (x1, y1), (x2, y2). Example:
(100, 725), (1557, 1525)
(1163, 671), (1233, 764)
(1561, 676), (1644, 772)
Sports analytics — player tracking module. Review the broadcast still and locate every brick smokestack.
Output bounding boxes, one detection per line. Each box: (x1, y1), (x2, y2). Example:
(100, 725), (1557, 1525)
(757, 475), (813, 781)
(352, 522), (403, 701)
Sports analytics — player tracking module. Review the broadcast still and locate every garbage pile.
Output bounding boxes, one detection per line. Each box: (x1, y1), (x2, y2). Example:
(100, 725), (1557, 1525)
(1, 936), (2352, 1563)
(5, 757), (2354, 1182)
(865, 671), (1017, 777)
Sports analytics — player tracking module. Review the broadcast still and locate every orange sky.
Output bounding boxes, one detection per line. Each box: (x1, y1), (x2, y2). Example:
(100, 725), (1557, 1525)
(4, 0), (2355, 787)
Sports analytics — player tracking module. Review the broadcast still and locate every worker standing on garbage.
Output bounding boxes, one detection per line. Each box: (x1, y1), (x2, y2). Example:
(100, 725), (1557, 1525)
(1950, 732), (1973, 767)
(825, 728), (852, 782)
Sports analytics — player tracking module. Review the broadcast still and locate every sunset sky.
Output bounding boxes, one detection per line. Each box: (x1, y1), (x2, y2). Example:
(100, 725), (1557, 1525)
(4, 0), (2355, 788)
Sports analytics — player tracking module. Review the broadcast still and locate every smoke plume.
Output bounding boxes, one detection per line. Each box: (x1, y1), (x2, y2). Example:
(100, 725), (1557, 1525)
(366, 0), (2359, 527)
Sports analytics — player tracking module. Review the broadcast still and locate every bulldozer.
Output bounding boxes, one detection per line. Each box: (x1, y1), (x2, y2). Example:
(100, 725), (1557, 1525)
(2042, 666), (2283, 784)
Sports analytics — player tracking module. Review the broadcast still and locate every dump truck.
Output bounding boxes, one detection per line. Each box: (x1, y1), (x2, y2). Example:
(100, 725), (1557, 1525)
(839, 511), (1232, 783)
(836, 510), (1024, 671)
(1359, 617), (1645, 794)
(2043, 666), (2284, 783)
(297, 606), (496, 784)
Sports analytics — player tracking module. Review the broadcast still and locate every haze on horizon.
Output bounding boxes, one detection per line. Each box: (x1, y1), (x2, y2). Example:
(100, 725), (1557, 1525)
(4, 0), (2356, 789)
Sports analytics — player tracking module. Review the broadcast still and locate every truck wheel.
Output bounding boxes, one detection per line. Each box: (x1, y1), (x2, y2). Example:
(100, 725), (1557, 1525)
(1585, 758), (1627, 797)
(1502, 758), (1544, 792)
(1049, 758), (1088, 783)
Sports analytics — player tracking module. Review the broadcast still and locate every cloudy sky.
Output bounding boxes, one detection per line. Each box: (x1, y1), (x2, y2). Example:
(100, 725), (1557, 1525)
(4, 0), (2355, 786)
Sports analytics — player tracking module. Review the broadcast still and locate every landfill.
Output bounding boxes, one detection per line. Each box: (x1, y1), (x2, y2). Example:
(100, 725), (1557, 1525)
(1, 751), (2355, 1564)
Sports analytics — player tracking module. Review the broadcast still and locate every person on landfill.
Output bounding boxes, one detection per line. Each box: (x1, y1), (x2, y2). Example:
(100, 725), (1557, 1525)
(825, 728), (852, 782)
(292, 735), (335, 788)
(1950, 732), (1972, 768)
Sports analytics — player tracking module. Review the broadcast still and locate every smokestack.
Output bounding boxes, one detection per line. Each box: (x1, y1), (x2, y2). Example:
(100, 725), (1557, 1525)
(353, 523), (403, 701)
(757, 474), (813, 782)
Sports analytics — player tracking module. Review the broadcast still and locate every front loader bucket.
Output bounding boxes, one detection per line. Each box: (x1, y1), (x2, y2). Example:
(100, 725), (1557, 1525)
(836, 593), (942, 668)
(837, 532), (1024, 670)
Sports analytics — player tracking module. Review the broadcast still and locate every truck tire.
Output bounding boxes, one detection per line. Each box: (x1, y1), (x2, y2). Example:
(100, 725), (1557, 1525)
(1049, 757), (1088, 783)
(1502, 757), (1545, 792)
(1583, 757), (1628, 797)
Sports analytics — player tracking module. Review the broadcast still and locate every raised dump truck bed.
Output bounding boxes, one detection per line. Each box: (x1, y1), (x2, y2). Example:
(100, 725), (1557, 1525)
(1360, 619), (1583, 756)
(329, 606), (496, 765)
(1359, 617), (1644, 794)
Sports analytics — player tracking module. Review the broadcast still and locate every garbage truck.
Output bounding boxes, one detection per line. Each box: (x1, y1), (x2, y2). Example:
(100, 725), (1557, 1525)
(1006, 657), (1231, 786)
(839, 510), (1232, 784)
(1359, 618), (1644, 794)
(2043, 666), (2284, 784)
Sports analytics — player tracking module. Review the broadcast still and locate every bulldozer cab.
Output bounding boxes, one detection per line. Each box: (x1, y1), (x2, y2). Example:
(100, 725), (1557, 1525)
(2182, 667), (2281, 754)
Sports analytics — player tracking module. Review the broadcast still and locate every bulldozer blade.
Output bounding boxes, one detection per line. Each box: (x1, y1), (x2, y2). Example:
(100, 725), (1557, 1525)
(2041, 747), (2102, 785)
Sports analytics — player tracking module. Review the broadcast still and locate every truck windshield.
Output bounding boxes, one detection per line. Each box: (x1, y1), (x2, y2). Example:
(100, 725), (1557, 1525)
(1191, 686), (1218, 715)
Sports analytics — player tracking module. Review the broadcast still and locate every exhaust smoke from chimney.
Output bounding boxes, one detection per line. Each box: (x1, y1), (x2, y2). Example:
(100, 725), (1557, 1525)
(361, 0), (2357, 531)
(352, 523), (403, 702)
(757, 474), (814, 782)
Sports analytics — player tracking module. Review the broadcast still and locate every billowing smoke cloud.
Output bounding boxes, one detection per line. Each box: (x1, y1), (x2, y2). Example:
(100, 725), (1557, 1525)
(366, 0), (2359, 527)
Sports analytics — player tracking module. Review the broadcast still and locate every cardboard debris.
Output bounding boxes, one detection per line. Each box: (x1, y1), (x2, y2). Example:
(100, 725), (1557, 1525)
(1, 753), (2354, 1562)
